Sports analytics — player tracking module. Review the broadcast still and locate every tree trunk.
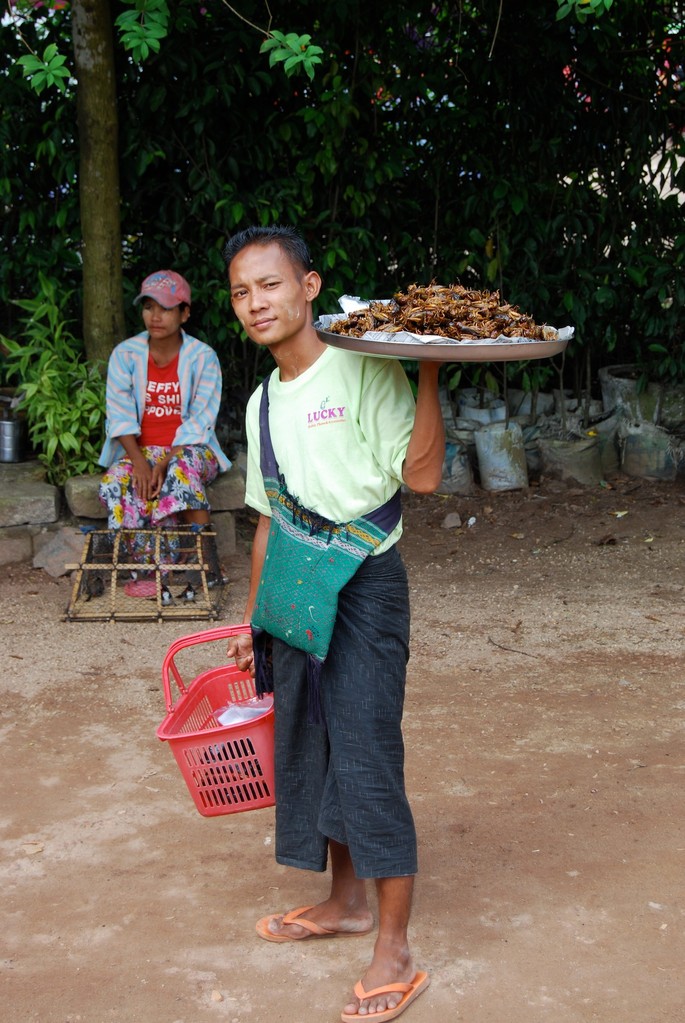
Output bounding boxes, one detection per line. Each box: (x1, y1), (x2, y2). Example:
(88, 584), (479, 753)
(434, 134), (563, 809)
(71, 0), (125, 366)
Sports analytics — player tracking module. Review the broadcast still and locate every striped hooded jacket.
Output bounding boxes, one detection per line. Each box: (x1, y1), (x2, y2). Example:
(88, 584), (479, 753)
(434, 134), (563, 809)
(98, 330), (231, 472)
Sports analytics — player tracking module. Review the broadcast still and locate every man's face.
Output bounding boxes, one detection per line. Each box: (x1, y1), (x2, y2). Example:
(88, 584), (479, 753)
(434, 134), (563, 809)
(228, 242), (320, 349)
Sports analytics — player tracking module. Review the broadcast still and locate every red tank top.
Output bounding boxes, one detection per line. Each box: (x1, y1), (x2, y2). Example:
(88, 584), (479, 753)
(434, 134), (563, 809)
(139, 352), (182, 448)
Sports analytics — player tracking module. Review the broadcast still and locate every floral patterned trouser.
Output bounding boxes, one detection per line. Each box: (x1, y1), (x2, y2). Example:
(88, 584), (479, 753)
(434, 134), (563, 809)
(99, 444), (219, 530)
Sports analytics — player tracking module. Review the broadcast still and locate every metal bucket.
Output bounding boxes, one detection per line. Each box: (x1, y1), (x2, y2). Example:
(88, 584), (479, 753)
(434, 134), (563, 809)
(0, 416), (28, 462)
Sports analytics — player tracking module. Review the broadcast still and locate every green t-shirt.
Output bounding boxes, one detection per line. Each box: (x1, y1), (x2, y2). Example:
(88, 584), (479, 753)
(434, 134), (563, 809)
(245, 346), (416, 552)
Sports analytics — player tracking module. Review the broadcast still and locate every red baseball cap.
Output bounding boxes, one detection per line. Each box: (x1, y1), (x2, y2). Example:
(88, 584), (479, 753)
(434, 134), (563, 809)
(134, 270), (191, 308)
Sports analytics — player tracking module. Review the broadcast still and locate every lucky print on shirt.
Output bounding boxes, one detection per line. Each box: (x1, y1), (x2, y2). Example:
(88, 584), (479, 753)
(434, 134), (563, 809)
(306, 398), (347, 427)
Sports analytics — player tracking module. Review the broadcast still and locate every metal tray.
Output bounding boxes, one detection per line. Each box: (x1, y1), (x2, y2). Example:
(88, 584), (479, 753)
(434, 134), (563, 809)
(315, 324), (571, 363)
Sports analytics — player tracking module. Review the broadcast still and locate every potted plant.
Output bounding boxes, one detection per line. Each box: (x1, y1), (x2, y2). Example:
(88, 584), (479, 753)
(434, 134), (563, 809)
(506, 362), (555, 421)
(642, 330), (685, 431)
(0, 274), (107, 486)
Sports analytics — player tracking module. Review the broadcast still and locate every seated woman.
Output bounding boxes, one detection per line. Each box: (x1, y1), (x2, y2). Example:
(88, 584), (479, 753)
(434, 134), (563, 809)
(98, 270), (230, 567)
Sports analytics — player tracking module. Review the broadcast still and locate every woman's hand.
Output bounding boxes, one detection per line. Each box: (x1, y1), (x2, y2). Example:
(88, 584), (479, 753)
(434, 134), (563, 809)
(117, 436), (160, 502)
(227, 631), (255, 677)
(130, 459), (155, 502)
(150, 455), (171, 498)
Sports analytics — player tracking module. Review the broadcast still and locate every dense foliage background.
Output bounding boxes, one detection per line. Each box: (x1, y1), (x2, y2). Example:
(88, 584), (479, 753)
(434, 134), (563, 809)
(1, 0), (683, 452)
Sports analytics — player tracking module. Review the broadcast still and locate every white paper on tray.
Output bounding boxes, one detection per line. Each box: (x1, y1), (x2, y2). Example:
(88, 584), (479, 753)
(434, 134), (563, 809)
(338, 294), (372, 314)
(357, 326), (575, 346)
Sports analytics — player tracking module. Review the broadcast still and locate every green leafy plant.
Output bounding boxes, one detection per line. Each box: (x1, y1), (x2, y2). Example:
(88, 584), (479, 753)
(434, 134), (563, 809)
(635, 234), (685, 386)
(0, 274), (106, 486)
(645, 337), (685, 385)
(16, 42), (70, 94)
(556, 0), (614, 22)
(260, 30), (323, 81)
(115, 0), (170, 63)
(3, 0), (683, 429)
(510, 362), (555, 420)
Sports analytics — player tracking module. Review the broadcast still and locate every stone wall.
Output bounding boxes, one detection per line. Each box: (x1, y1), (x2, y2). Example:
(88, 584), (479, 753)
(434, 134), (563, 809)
(0, 461), (245, 574)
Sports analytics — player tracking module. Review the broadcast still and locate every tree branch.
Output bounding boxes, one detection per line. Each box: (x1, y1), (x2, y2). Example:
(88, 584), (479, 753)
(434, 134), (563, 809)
(218, 0), (273, 37)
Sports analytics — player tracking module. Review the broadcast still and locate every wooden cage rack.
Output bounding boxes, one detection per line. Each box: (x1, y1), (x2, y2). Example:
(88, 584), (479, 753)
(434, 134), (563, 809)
(64, 526), (227, 622)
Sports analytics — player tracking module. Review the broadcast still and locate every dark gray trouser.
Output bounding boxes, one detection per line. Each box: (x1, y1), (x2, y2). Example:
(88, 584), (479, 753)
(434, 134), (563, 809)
(271, 544), (418, 879)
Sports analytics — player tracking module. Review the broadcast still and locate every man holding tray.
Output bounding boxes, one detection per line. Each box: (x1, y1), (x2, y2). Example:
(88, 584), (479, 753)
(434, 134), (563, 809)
(224, 225), (445, 1023)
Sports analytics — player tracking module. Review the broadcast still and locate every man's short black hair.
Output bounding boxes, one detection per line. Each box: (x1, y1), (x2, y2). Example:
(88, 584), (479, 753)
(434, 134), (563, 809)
(223, 225), (313, 277)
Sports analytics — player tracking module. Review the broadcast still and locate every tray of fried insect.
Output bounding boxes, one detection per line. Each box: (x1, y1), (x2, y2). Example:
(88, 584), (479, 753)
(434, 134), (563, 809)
(314, 284), (573, 363)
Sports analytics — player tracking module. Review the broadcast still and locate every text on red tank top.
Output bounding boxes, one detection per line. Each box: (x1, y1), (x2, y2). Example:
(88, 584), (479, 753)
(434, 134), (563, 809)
(139, 352), (182, 447)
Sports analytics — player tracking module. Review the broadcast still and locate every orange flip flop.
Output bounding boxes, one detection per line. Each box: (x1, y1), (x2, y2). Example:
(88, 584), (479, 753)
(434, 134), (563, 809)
(340, 971), (430, 1023)
(255, 905), (373, 943)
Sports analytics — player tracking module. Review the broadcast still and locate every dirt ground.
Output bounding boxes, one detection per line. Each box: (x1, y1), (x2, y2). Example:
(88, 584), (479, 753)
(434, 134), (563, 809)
(2, 473), (684, 1023)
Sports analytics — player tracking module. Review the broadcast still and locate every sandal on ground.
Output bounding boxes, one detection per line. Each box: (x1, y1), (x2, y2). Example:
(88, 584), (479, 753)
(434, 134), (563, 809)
(340, 971), (430, 1023)
(256, 906), (373, 943)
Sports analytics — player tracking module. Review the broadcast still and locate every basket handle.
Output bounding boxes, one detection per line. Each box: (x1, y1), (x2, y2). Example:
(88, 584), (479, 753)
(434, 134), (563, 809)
(161, 623), (252, 714)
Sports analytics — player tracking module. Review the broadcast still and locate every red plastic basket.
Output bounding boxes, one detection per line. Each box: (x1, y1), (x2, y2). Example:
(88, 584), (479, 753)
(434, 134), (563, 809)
(157, 625), (275, 817)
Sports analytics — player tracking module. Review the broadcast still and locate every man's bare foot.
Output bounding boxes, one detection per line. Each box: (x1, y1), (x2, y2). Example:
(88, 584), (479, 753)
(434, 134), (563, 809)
(256, 901), (374, 942)
(341, 970), (430, 1021)
(342, 944), (424, 1018)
